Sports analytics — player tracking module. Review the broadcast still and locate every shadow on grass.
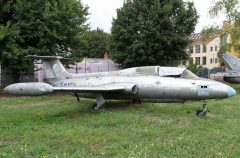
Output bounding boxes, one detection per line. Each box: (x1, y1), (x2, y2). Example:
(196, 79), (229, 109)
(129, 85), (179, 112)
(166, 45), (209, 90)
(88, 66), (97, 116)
(47, 100), (146, 120)
(103, 100), (145, 110)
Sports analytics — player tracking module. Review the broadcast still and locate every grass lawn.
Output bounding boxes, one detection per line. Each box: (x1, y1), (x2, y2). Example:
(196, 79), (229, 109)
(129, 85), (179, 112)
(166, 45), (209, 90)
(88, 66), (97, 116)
(0, 87), (240, 157)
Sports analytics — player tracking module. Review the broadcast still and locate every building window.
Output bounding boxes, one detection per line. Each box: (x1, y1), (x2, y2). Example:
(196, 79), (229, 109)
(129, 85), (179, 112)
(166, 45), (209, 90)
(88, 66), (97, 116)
(211, 47), (213, 51)
(215, 46), (218, 51)
(202, 57), (206, 65)
(203, 45), (207, 53)
(210, 58), (213, 64)
(189, 46), (193, 54)
(195, 57), (200, 65)
(215, 58), (218, 63)
(195, 45), (200, 53)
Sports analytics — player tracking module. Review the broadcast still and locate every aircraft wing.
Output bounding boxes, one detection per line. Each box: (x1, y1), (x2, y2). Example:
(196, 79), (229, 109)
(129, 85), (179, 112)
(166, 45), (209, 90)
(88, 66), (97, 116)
(53, 83), (137, 94)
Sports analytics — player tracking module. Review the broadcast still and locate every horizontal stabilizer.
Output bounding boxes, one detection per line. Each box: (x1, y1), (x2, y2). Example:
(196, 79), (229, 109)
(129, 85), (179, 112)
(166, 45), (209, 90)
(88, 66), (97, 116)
(26, 55), (63, 60)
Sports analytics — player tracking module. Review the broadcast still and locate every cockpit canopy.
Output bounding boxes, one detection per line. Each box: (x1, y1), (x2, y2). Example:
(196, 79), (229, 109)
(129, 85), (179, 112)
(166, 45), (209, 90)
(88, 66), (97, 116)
(119, 66), (197, 79)
(156, 66), (197, 79)
(180, 69), (198, 79)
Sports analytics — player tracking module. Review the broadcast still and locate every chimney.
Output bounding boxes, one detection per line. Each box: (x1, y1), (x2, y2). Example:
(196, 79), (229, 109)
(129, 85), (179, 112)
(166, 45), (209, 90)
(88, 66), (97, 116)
(223, 21), (231, 29)
(104, 52), (108, 59)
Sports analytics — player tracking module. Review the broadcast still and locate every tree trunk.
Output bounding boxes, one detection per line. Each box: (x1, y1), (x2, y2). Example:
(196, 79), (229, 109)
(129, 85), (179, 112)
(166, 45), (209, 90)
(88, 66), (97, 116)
(12, 69), (20, 83)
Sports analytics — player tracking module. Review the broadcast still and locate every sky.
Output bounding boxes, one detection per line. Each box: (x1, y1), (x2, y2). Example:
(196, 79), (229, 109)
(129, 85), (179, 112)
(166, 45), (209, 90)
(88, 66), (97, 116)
(81, 0), (226, 33)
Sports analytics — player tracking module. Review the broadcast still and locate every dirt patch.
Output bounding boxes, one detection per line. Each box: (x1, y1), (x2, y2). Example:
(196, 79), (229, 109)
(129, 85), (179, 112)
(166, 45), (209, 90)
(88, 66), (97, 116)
(0, 92), (19, 98)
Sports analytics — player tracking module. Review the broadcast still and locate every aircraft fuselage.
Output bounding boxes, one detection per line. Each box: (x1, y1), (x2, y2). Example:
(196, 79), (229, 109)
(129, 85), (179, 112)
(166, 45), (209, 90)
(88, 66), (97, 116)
(48, 76), (233, 101)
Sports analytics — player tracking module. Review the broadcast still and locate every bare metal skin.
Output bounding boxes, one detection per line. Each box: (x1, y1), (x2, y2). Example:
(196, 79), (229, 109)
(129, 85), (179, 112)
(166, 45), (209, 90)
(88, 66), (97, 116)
(220, 54), (240, 84)
(4, 56), (236, 116)
(51, 76), (230, 100)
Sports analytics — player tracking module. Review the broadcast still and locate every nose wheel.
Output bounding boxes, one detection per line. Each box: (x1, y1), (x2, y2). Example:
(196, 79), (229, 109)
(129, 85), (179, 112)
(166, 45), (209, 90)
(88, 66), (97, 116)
(196, 100), (207, 117)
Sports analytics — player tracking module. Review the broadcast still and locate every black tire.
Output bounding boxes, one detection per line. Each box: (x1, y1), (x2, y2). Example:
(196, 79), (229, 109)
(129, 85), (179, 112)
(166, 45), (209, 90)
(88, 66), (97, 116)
(92, 104), (97, 110)
(196, 109), (206, 117)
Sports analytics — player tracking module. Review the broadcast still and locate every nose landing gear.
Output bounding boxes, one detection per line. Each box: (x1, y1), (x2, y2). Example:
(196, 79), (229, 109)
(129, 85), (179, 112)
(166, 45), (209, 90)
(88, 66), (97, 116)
(196, 100), (207, 117)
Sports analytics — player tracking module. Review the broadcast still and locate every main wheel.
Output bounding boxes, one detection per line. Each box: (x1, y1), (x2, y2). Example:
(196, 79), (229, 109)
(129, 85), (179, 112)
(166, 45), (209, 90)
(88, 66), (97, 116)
(92, 104), (97, 110)
(196, 109), (206, 117)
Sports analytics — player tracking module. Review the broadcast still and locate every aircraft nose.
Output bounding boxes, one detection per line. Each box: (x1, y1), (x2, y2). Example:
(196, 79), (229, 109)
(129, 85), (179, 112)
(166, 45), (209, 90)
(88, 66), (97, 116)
(227, 86), (237, 97)
(3, 85), (10, 93)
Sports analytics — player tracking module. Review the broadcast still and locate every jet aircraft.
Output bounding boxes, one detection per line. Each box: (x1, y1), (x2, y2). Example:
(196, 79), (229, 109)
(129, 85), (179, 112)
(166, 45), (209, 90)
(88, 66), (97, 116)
(220, 54), (240, 84)
(3, 56), (237, 116)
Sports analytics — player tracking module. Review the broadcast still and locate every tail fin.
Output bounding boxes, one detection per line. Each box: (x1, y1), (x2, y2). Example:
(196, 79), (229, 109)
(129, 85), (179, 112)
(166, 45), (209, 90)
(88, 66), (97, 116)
(220, 54), (240, 72)
(26, 55), (72, 80)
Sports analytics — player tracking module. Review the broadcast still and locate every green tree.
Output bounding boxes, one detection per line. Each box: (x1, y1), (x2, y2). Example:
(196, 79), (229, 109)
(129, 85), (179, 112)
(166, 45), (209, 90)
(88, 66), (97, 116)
(203, 0), (240, 56)
(0, 0), (88, 81)
(209, 0), (239, 22)
(111, 0), (198, 67)
(80, 28), (110, 59)
(187, 58), (199, 75)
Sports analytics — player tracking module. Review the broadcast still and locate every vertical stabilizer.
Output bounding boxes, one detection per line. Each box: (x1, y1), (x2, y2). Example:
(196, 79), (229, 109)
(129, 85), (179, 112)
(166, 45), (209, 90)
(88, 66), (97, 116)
(220, 54), (240, 72)
(27, 56), (72, 80)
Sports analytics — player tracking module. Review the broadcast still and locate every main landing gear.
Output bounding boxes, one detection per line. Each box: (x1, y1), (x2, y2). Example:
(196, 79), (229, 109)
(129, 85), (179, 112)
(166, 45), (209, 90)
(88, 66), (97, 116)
(196, 100), (207, 117)
(92, 94), (106, 110)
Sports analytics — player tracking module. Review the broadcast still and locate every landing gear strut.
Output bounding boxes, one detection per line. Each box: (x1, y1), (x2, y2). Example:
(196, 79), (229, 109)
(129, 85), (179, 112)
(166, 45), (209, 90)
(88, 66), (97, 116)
(196, 100), (207, 117)
(92, 94), (106, 110)
(74, 93), (80, 102)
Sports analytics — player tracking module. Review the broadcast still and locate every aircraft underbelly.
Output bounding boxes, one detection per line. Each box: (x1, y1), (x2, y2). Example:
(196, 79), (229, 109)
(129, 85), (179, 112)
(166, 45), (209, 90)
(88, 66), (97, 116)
(224, 76), (240, 84)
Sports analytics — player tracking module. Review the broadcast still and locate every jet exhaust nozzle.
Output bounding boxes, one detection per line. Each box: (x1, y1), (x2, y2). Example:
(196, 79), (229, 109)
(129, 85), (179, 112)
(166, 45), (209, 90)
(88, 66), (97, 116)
(3, 82), (54, 96)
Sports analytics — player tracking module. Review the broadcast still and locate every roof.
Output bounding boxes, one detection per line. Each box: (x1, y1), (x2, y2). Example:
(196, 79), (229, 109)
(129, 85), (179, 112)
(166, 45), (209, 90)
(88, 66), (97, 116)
(189, 33), (217, 45)
(189, 33), (201, 41)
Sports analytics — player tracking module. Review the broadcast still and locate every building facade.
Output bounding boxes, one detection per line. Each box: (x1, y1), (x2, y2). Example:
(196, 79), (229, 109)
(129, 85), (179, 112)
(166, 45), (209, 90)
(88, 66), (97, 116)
(188, 33), (221, 69)
(187, 21), (240, 70)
